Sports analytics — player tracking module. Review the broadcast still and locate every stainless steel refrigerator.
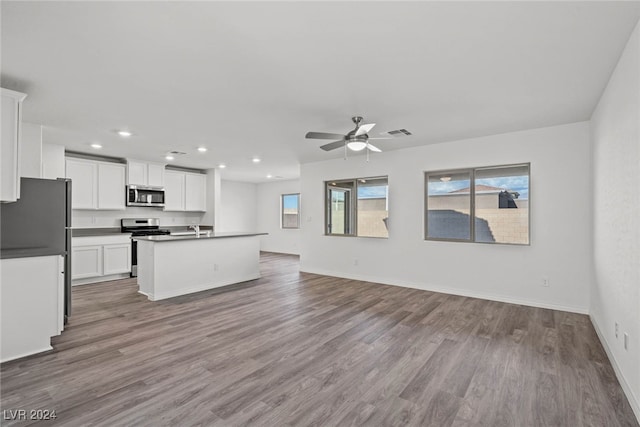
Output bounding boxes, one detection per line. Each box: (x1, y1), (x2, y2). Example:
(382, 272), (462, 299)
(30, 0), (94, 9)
(1, 177), (72, 323)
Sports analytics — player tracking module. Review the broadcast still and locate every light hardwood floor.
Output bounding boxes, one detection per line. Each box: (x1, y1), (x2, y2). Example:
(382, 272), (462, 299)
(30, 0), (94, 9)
(1, 252), (638, 426)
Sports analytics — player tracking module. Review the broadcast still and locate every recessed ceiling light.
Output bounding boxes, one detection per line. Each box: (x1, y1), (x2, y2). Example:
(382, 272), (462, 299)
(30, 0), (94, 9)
(266, 174), (273, 179)
(165, 155), (174, 161)
(252, 157), (261, 163)
(197, 147), (207, 153)
(218, 164), (227, 169)
(117, 130), (132, 137)
(90, 143), (102, 149)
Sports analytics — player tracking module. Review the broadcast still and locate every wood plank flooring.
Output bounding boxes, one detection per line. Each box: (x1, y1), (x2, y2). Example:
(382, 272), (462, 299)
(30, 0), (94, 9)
(1, 252), (638, 426)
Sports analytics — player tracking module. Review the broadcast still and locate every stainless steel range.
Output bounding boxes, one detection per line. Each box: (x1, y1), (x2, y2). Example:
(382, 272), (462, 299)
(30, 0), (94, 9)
(121, 218), (170, 277)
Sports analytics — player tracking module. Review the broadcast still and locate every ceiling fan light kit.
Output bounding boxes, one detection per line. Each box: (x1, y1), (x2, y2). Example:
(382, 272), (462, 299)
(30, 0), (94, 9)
(305, 116), (411, 159)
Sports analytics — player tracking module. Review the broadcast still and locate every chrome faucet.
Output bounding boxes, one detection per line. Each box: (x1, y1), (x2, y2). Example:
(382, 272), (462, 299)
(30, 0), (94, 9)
(189, 224), (200, 235)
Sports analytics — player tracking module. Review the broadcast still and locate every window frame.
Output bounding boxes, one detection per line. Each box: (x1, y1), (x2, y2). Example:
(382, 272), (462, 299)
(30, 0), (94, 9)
(424, 163), (530, 246)
(281, 193), (300, 229)
(324, 176), (389, 239)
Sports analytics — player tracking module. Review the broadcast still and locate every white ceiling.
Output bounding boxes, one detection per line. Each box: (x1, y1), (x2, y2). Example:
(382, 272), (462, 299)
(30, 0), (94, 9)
(2, 1), (639, 182)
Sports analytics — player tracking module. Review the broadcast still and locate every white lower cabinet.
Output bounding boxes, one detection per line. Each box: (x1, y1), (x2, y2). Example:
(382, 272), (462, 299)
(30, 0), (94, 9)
(72, 235), (131, 284)
(1, 255), (64, 362)
(72, 245), (102, 279)
(103, 243), (131, 275)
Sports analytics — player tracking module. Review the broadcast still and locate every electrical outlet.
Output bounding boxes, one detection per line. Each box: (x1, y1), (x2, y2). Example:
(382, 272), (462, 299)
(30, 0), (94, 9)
(92, 216), (96, 224)
(213, 264), (219, 272)
(542, 277), (549, 287)
(624, 333), (629, 350)
(353, 259), (359, 266)
(615, 322), (619, 338)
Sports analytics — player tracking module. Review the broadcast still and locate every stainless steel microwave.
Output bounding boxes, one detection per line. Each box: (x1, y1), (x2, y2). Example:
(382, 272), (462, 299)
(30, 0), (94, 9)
(126, 185), (165, 207)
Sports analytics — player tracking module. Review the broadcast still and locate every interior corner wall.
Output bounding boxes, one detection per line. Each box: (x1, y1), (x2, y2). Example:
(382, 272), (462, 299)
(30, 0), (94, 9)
(300, 121), (593, 314)
(590, 19), (640, 418)
(256, 179), (301, 255)
(20, 122), (42, 178)
(218, 180), (257, 232)
(201, 169), (219, 227)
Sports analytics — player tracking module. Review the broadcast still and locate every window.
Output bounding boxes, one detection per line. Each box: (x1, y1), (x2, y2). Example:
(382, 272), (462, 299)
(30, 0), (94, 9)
(325, 176), (388, 238)
(281, 193), (300, 229)
(425, 164), (529, 245)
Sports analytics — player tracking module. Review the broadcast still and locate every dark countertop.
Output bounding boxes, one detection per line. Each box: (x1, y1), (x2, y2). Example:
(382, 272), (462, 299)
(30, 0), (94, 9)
(1, 247), (66, 260)
(71, 225), (213, 237)
(72, 228), (125, 237)
(133, 232), (267, 242)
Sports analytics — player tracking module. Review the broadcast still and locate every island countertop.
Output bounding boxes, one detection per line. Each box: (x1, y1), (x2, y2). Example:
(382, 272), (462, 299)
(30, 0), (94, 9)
(132, 231), (267, 242)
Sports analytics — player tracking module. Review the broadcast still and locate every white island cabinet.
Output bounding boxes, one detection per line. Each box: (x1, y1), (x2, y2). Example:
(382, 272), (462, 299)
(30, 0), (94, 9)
(135, 232), (266, 301)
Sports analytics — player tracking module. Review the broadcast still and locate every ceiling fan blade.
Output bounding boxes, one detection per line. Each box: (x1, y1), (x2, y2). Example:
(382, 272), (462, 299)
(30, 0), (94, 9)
(366, 143), (382, 153)
(380, 129), (412, 137)
(368, 137), (393, 140)
(306, 131), (346, 140)
(355, 123), (376, 136)
(320, 140), (346, 151)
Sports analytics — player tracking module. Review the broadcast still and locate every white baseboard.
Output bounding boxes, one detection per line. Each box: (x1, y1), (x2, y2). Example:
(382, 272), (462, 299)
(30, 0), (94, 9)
(1, 345), (53, 364)
(299, 267), (589, 315)
(590, 315), (640, 423)
(141, 274), (261, 301)
(260, 249), (300, 256)
(72, 273), (130, 286)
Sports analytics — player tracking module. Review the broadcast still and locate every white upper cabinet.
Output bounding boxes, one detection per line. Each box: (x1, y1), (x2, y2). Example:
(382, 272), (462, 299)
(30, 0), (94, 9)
(126, 160), (164, 187)
(97, 163), (126, 210)
(185, 173), (206, 212)
(164, 170), (206, 212)
(147, 163), (165, 187)
(66, 158), (97, 209)
(127, 161), (146, 186)
(65, 157), (125, 210)
(1, 88), (27, 202)
(163, 170), (185, 211)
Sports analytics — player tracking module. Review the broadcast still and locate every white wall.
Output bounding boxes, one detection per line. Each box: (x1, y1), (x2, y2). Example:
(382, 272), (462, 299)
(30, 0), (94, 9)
(590, 20), (640, 418)
(256, 179), (301, 254)
(218, 180), (257, 232)
(300, 122), (593, 314)
(201, 168), (220, 227)
(41, 143), (65, 179)
(20, 122), (42, 178)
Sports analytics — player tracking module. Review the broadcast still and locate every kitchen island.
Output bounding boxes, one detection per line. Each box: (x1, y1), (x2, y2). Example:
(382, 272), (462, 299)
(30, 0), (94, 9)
(133, 232), (266, 301)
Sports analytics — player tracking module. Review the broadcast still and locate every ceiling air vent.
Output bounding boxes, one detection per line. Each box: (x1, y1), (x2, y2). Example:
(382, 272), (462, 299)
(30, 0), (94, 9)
(385, 129), (412, 137)
(168, 150), (187, 156)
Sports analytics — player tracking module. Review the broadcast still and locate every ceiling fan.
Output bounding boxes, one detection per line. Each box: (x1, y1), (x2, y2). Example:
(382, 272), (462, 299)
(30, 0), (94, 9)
(305, 116), (412, 153)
